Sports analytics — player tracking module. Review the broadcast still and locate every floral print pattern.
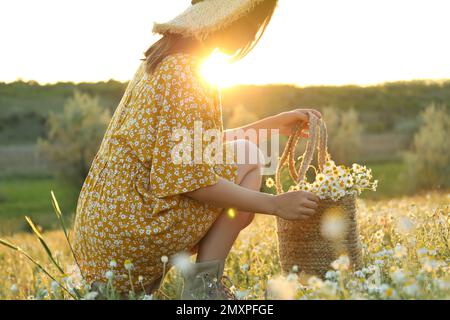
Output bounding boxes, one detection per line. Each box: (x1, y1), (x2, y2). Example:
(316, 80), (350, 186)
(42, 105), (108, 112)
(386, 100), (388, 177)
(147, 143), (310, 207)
(73, 53), (238, 292)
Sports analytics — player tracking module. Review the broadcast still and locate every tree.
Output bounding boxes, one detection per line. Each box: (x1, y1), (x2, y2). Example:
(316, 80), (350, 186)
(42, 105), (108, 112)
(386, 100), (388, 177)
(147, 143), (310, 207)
(38, 91), (111, 186)
(404, 103), (450, 190)
(323, 107), (363, 165)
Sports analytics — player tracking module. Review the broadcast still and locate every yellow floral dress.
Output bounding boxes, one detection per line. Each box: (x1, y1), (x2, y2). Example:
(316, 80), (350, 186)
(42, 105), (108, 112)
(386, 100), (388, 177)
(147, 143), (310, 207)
(73, 53), (238, 292)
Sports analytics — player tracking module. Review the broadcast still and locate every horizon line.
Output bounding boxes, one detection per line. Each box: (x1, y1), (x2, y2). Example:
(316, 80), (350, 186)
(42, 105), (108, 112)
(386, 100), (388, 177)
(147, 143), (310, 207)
(2, 77), (450, 89)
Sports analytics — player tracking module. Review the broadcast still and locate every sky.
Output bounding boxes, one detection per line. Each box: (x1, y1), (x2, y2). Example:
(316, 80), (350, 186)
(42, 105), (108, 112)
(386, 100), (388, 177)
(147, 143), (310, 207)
(1, 0), (450, 87)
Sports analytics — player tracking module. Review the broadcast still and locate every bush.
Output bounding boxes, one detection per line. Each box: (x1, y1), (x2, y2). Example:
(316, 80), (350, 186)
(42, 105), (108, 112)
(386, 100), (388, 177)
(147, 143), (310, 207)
(38, 91), (111, 186)
(404, 104), (450, 190)
(323, 107), (363, 165)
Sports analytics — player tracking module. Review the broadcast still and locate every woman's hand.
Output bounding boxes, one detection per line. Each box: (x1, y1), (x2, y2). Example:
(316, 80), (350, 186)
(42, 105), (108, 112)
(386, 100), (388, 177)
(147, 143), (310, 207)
(272, 191), (319, 220)
(273, 109), (322, 136)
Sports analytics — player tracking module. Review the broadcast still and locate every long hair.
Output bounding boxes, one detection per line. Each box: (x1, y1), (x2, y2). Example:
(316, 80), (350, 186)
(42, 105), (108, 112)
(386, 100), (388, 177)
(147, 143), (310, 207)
(144, 0), (278, 73)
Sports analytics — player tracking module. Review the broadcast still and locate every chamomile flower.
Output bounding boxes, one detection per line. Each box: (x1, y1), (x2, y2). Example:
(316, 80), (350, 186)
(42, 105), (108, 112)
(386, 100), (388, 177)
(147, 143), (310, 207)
(51, 281), (59, 293)
(265, 178), (275, 188)
(390, 269), (406, 284)
(287, 273), (298, 282)
(416, 247), (428, 256)
(325, 270), (339, 281)
(307, 276), (324, 290)
(337, 165), (347, 176)
(421, 258), (441, 273)
(397, 216), (415, 234)
(343, 175), (354, 188)
(403, 283), (420, 296)
(316, 173), (327, 184)
(379, 284), (396, 299)
(109, 260), (118, 268)
(84, 291), (99, 300)
(173, 252), (192, 272)
(352, 163), (364, 173)
(394, 244), (407, 259)
(318, 185), (329, 197)
(371, 180), (378, 191)
(310, 181), (320, 192)
(359, 178), (370, 188)
(105, 270), (114, 280)
(124, 260), (134, 271)
(331, 255), (350, 271)
(298, 181), (312, 192)
(324, 160), (336, 169)
(235, 290), (248, 300)
(10, 284), (19, 294)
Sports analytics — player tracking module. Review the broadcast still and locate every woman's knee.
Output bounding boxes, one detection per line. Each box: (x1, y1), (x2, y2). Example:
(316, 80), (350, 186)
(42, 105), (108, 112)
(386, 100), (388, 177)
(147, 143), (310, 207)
(225, 140), (262, 229)
(227, 211), (255, 231)
(230, 139), (265, 184)
(237, 212), (255, 230)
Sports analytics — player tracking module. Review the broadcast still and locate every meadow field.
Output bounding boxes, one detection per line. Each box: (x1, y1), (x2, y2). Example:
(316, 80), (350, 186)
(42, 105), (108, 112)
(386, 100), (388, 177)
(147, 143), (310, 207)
(0, 192), (448, 300)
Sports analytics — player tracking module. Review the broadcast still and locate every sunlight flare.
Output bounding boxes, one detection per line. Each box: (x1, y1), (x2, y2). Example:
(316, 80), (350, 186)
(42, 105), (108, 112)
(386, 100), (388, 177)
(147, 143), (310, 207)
(201, 51), (236, 88)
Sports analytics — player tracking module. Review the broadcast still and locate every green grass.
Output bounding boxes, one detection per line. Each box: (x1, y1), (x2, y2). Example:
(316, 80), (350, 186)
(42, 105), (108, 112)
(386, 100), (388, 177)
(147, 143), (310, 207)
(0, 144), (52, 179)
(0, 177), (79, 235)
(366, 161), (406, 199)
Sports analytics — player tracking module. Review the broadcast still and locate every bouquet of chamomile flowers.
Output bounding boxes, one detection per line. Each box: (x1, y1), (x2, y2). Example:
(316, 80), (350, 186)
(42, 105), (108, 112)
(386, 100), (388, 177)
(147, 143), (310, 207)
(267, 160), (378, 201)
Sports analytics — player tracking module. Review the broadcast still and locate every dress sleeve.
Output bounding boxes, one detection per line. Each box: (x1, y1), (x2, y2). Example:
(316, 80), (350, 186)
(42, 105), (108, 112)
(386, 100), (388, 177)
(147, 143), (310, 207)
(149, 55), (222, 199)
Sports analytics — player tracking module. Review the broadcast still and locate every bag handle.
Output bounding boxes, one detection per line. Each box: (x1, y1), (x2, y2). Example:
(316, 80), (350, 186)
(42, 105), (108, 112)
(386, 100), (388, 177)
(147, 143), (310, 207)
(275, 112), (329, 194)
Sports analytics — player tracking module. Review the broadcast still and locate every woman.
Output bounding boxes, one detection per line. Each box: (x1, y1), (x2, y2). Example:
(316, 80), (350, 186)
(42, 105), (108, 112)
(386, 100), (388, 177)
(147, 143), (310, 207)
(73, 0), (321, 299)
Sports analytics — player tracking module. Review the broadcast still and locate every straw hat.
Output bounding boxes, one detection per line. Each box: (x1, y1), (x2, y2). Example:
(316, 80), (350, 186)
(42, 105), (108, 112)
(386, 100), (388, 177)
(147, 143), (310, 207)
(153, 0), (267, 40)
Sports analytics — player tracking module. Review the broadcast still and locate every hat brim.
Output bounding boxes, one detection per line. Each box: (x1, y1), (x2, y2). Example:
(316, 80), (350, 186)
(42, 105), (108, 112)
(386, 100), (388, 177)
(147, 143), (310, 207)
(153, 0), (266, 40)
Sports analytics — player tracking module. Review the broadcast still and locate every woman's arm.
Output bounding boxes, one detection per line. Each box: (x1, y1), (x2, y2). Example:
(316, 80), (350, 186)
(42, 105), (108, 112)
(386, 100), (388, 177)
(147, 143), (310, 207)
(185, 177), (319, 220)
(189, 108), (322, 219)
(224, 108), (322, 142)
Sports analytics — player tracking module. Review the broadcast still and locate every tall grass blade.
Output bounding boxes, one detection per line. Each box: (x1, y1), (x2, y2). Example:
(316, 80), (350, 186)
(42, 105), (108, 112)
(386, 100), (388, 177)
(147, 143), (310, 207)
(25, 216), (65, 275)
(50, 190), (62, 218)
(0, 238), (19, 251)
(50, 191), (80, 268)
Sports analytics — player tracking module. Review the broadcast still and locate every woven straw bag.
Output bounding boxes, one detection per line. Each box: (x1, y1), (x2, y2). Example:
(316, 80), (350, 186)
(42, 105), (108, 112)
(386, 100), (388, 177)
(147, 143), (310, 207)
(275, 112), (363, 277)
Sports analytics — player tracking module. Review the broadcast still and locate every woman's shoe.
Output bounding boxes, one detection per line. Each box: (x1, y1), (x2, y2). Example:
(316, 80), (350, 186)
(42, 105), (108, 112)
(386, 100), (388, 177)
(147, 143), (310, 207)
(180, 260), (235, 300)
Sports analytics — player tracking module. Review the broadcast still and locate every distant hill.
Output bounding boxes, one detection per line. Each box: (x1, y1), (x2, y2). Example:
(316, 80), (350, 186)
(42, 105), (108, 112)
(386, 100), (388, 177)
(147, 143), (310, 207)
(221, 80), (450, 132)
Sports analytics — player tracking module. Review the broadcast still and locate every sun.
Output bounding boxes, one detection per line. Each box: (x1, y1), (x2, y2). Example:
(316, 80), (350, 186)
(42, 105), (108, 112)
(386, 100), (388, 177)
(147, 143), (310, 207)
(201, 51), (236, 88)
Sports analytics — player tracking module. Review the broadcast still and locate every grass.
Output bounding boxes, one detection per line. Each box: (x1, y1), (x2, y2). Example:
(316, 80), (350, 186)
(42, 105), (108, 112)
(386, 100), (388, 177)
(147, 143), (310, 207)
(0, 177), (78, 235)
(0, 193), (448, 300)
(364, 161), (406, 199)
(0, 144), (51, 178)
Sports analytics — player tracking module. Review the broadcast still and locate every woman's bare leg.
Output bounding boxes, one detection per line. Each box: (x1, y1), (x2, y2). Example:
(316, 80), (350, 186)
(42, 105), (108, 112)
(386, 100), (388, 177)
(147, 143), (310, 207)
(196, 141), (264, 262)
